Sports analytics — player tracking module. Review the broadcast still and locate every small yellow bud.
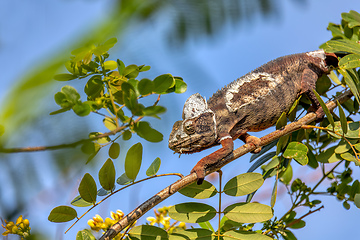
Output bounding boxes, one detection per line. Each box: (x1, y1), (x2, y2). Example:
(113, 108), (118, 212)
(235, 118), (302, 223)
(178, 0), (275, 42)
(16, 215), (23, 225)
(87, 220), (95, 228)
(94, 214), (104, 223)
(11, 226), (19, 234)
(179, 222), (186, 229)
(23, 219), (30, 227)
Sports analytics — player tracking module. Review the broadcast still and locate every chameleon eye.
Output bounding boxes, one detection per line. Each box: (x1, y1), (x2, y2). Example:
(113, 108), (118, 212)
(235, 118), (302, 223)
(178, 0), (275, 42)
(184, 121), (195, 134)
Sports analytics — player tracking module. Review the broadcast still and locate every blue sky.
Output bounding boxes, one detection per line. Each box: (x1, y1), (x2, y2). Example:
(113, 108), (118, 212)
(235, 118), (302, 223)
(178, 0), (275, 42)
(1, 0), (360, 239)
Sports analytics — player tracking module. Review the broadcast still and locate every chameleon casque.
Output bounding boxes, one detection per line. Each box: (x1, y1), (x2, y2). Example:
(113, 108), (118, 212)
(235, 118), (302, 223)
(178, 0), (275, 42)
(169, 50), (342, 184)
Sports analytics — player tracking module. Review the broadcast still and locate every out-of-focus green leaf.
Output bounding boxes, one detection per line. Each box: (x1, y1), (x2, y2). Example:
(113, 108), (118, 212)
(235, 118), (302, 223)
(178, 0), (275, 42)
(288, 220), (306, 229)
(143, 106), (166, 118)
(170, 229), (213, 240)
(169, 203), (216, 223)
(146, 157), (161, 176)
(316, 75), (331, 95)
(99, 158), (116, 191)
(134, 121), (163, 142)
(104, 60), (118, 70)
(276, 112), (287, 130)
(103, 117), (117, 131)
(73, 102), (91, 116)
(153, 74), (175, 94)
(179, 180), (218, 199)
(109, 142), (120, 159)
(85, 75), (103, 98)
(76, 229), (96, 240)
(116, 173), (132, 185)
(117, 59), (125, 75)
(54, 73), (77, 81)
(354, 194), (360, 208)
(125, 143), (143, 181)
(78, 173), (97, 204)
(48, 206), (77, 222)
(337, 101), (348, 134)
(71, 195), (93, 207)
(342, 10), (360, 28)
(138, 78), (154, 95)
(123, 64), (140, 79)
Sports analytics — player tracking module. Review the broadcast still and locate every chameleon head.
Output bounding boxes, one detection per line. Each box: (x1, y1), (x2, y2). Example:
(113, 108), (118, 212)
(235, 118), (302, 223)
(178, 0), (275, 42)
(169, 93), (217, 154)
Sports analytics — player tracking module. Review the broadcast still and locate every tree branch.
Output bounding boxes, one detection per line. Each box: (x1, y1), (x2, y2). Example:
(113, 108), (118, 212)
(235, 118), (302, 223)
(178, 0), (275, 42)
(99, 90), (353, 240)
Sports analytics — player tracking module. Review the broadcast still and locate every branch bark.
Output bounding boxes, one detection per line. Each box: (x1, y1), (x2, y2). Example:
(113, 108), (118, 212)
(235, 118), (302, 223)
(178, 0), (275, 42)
(99, 90), (353, 240)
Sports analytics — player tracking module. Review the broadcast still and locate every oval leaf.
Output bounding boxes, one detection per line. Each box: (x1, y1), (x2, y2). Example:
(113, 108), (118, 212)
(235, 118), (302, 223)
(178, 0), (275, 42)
(104, 60), (118, 70)
(109, 142), (120, 159)
(71, 195), (93, 207)
(79, 173), (97, 204)
(168, 203), (216, 223)
(129, 225), (168, 240)
(99, 158), (116, 191)
(125, 143), (143, 181)
(223, 230), (273, 240)
(312, 89), (335, 128)
(224, 173), (264, 197)
(170, 229), (213, 240)
(138, 78), (154, 95)
(48, 206), (77, 222)
(179, 180), (218, 199)
(224, 202), (273, 223)
(116, 173), (133, 185)
(153, 74), (175, 93)
(283, 142), (308, 166)
(76, 229), (96, 240)
(354, 193), (360, 208)
(134, 121), (163, 142)
(146, 157), (161, 176)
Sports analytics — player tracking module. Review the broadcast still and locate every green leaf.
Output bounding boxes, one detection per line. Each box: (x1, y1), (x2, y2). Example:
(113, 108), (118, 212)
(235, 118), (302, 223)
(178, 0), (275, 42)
(139, 65), (151, 72)
(281, 230), (297, 240)
(62, 85), (81, 103)
(116, 173), (133, 185)
(170, 229), (213, 240)
(73, 102), (91, 116)
(146, 157), (161, 176)
(312, 89), (334, 128)
(143, 106), (167, 118)
(129, 225), (168, 240)
(340, 152), (358, 162)
(223, 173), (264, 197)
(81, 141), (100, 155)
(78, 173), (97, 204)
(84, 76), (103, 98)
(283, 142), (308, 166)
(71, 195), (93, 207)
(123, 64), (140, 79)
(288, 220), (306, 229)
(280, 164), (293, 185)
(54, 73), (77, 81)
(117, 59), (125, 75)
(276, 112), (287, 130)
(99, 158), (116, 191)
(198, 222), (215, 232)
(316, 75), (331, 95)
(0, 125), (4, 136)
(337, 101), (348, 134)
(328, 121), (360, 139)
(224, 202), (273, 223)
(339, 69), (360, 104)
(76, 229), (96, 240)
(317, 146), (341, 163)
(174, 78), (187, 94)
(342, 10), (360, 28)
(103, 117), (117, 131)
(122, 130), (132, 140)
(168, 203), (216, 223)
(179, 180), (218, 199)
(98, 188), (112, 196)
(271, 177), (278, 208)
(263, 156), (280, 172)
(339, 54), (360, 69)
(335, 140), (351, 154)
(109, 142), (120, 159)
(354, 194), (360, 208)
(138, 78), (154, 95)
(104, 60), (118, 70)
(48, 206), (77, 222)
(93, 38), (117, 56)
(134, 121), (163, 142)
(125, 143), (143, 181)
(223, 230), (273, 240)
(153, 74), (175, 94)
(320, 39), (360, 55)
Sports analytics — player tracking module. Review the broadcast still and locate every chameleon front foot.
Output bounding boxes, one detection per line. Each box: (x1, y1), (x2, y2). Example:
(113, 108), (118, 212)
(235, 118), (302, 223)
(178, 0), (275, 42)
(191, 165), (205, 185)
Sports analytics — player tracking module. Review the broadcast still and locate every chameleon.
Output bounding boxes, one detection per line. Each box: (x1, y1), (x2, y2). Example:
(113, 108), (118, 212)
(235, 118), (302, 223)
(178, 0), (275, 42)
(168, 49), (342, 184)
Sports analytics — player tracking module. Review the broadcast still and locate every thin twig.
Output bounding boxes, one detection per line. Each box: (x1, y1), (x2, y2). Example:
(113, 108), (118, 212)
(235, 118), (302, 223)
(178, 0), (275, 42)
(286, 205), (324, 228)
(99, 90), (353, 240)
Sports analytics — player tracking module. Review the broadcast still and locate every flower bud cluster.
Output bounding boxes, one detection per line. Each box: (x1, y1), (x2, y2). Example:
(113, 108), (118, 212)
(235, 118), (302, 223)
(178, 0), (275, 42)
(1, 215), (31, 239)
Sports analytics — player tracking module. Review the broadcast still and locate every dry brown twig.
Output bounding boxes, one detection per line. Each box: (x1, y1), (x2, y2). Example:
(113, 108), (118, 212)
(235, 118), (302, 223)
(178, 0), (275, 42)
(99, 90), (353, 240)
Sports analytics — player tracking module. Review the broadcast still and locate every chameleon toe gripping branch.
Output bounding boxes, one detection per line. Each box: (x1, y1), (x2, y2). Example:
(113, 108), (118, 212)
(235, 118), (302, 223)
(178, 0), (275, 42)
(169, 50), (341, 184)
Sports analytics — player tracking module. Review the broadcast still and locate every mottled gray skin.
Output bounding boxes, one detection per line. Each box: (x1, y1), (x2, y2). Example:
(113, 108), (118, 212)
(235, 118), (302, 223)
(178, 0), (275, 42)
(169, 50), (339, 184)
